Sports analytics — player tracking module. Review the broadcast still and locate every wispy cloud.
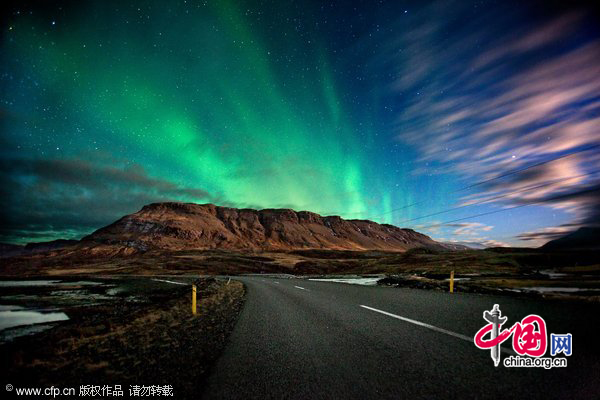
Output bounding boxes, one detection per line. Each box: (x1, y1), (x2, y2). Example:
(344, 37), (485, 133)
(516, 225), (576, 243)
(446, 222), (494, 236)
(387, 3), (600, 244)
(417, 221), (502, 248)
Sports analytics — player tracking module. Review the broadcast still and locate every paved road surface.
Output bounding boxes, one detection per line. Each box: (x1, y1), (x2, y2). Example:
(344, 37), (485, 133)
(201, 276), (600, 399)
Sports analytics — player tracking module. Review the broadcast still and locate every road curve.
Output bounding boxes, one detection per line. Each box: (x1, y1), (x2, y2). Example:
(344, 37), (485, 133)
(201, 276), (599, 399)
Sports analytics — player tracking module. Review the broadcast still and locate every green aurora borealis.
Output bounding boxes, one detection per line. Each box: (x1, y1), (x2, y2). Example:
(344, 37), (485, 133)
(2, 0), (598, 246)
(3, 1), (401, 227)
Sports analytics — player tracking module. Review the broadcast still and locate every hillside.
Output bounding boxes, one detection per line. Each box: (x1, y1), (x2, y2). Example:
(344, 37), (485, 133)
(541, 227), (600, 251)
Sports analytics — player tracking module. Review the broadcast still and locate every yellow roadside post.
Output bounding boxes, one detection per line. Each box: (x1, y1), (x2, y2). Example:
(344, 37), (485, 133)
(192, 284), (197, 315)
(449, 270), (455, 293)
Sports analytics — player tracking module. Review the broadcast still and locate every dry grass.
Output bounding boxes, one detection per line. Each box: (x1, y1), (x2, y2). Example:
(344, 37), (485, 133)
(1, 279), (246, 398)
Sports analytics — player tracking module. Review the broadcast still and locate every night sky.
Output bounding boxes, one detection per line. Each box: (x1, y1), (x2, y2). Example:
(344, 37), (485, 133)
(1, 0), (599, 247)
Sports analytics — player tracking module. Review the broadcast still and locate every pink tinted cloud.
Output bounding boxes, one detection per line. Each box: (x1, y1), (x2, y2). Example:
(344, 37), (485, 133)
(392, 14), (600, 245)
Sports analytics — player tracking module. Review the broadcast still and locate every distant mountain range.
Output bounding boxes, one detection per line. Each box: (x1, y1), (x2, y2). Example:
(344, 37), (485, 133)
(442, 241), (488, 250)
(0, 239), (79, 258)
(2, 203), (596, 259)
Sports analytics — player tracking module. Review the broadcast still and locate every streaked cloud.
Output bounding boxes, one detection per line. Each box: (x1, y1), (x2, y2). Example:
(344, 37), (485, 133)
(516, 225), (576, 243)
(388, 2), (600, 244)
(447, 222), (494, 236)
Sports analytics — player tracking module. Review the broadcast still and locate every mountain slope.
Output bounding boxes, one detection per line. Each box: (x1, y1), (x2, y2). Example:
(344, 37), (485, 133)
(80, 202), (457, 253)
(541, 227), (600, 251)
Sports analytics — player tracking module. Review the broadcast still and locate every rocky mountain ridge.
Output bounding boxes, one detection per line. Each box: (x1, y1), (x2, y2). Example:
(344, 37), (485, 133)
(79, 202), (460, 253)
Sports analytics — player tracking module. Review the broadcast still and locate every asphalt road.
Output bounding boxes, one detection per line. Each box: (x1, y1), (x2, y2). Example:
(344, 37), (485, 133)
(201, 276), (600, 399)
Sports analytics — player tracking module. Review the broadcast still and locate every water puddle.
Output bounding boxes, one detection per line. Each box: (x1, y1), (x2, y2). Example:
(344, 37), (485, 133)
(0, 279), (109, 343)
(0, 310), (69, 331)
(0, 278), (178, 343)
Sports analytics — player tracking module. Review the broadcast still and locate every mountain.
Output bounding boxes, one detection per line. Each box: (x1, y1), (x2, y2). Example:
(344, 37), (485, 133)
(541, 227), (600, 251)
(442, 241), (486, 250)
(79, 202), (459, 253)
(0, 239), (79, 258)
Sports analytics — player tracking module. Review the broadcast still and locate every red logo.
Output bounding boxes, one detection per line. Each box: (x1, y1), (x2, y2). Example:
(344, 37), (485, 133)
(474, 304), (547, 366)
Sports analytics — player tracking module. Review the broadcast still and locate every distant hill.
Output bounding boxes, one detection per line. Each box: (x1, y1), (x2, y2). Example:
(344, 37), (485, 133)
(541, 227), (600, 251)
(0, 239), (79, 258)
(74, 202), (462, 254)
(442, 241), (487, 250)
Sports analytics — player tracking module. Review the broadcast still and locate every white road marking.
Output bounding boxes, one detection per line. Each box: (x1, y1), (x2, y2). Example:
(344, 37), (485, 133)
(152, 279), (188, 286)
(360, 305), (513, 354)
(294, 285), (308, 291)
(273, 281), (280, 284)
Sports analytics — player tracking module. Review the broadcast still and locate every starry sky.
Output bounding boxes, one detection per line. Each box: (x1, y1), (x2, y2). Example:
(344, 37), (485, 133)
(1, 0), (599, 247)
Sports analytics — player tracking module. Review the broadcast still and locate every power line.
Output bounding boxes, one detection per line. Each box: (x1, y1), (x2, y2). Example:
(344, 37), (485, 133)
(414, 185), (600, 230)
(395, 170), (600, 224)
(456, 143), (600, 192)
(366, 143), (600, 220)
